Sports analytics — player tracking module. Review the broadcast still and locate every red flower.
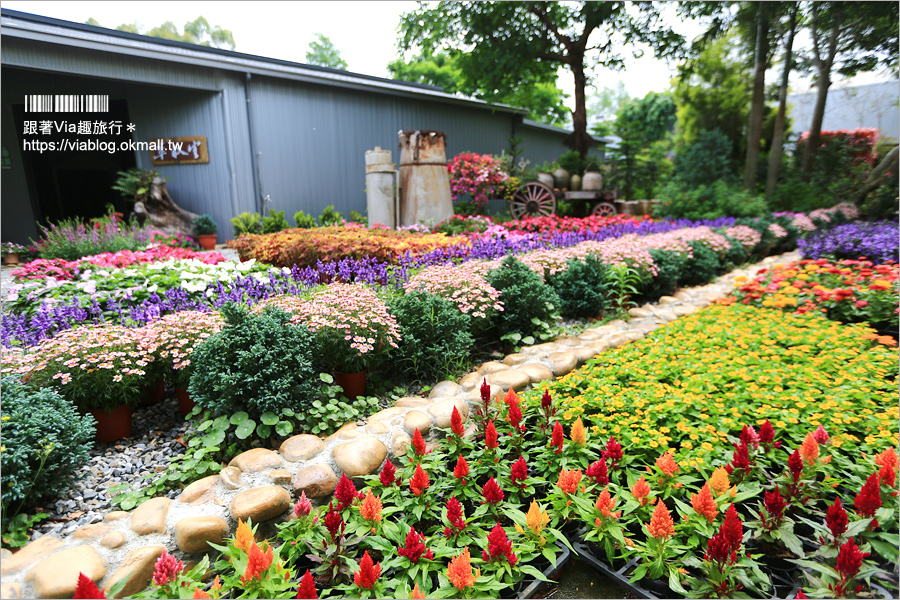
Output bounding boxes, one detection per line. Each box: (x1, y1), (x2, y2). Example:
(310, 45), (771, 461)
(550, 421), (564, 454)
(412, 428), (429, 456)
(813, 425), (830, 445)
(854, 473), (882, 523)
(485, 419), (498, 450)
(788, 449), (804, 482)
(879, 463), (896, 488)
(826, 497), (849, 542)
(152, 550), (184, 586)
(480, 378), (491, 406)
(705, 532), (736, 568)
(763, 487), (786, 529)
(739, 424), (760, 449)
(241, 542), (274, 583)
(453, 455), (469, 482)
(541, 389), (552, 412)
(647, 501), (675, 540)
(721, 504), (744, 553)
(796, 590), (808, 599)
(510, 455), (528, 487)
(603, 436), (623, 469)
(379, 460), (396, 487)
(296, 569), (318, 599)
(586, 459), (609, 486)
(758, 419), (780, 450)
(324, 503), (344, 541)
(410, 463), (430, 496)
(507, 394), (523, 432)
(446, 496), (466, 532)
(74, 573), (107, 599)
(727, 441), (752, 478)
(834, 537), (869, 596)
(482, 476), (504, 504)
(398, 527), (433, 563)
(450, 405), (465, 436)
(353, 550), (381, 590)
(334, 474), (358, 511)
(482, 522), (517, 565)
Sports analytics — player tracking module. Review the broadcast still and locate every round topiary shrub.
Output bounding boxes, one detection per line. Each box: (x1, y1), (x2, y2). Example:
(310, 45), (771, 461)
(548, 256), (610, 319)
(188, 303), (321, 418)
(1, 375), (95, 515)
(388, 290), (475, 381)
(638, 249), (686, 303)
(486, 255), (561, 340)
(681, 241), (722, 287)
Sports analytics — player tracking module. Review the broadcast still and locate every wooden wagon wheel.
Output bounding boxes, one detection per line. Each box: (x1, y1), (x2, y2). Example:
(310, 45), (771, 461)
(510, 182), (557, 219)
(591, 201), (617, 217)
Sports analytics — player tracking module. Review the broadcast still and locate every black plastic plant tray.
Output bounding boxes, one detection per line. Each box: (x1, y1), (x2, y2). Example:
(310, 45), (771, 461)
(572, 542), (661, 599)
(514, 542), (573, 600)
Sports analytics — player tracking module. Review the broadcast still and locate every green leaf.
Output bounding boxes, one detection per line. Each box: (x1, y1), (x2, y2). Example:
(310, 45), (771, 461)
(275, 421), (293, 437)
(260, 411), (279, 425)
(520, 564), (551, 582)
(320, 373), (334, 384)
(230, 411), (249, 424)
(235, 419), (256, 439)
(256, 423), (271, 438)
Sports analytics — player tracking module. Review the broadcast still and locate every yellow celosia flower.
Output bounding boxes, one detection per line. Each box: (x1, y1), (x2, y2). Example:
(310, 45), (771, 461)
(708, 467), (730, 496)
(570, 417), (587, 445)
(525, 500), (550, 535)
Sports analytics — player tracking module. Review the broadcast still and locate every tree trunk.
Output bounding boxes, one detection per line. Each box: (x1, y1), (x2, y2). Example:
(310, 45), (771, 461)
(564, 60), (594, 157)
(853, 146), (899, 203)
(132, 176), (200, 238)
(744, 4), (770, 191)
(801, 17), (840, 175)
(766, 7), (798, 202)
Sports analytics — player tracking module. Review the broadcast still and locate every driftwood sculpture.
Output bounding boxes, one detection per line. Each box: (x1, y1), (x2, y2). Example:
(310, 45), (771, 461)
(131, 177), (199, 238)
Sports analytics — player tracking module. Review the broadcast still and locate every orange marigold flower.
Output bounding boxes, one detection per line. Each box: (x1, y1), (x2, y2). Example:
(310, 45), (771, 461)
(359, 490), (382, 523)
(570, 417), (587, 445)
(631, 475), (651, 506)
(556, 468), (583, 495)
(241, 542), (273, 584)
(410, 463), (430, 496)
(647, 500), (675, 540)
(800, 432), (820, 466)
(595, 487), (620, 520)
(447, 547), (476, 590)
(875, 448), (899, 472)
(691, 483), (718, 523)
(709, 467), (730, 496)
(233, 519), (254, 554)
(656, 451), (679, 477)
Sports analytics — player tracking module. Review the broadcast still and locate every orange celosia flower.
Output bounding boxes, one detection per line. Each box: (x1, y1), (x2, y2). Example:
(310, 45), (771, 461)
(631, 475), (651, 505)
(595, 487), (621, 520)
(504, 387), (519, 406)
(192, 588), (211, 599)
(241, 542), (273, 583)
(875, 448), (899, 472)
(556, 468), (583, 495)
(409, 583), (426, 599)
(647, 501), (675, 540)
(359, 490), (382, 523)
(570, 417), (587, 445)
(709, 467), (730, 496)
(691, 484), (718, 523)
(525, 500), (550, 534)
(800, 432), (820, 466)
(447, 547), (476, 590)
(655, 451), (679, 477)
(233, 519), (254, 554)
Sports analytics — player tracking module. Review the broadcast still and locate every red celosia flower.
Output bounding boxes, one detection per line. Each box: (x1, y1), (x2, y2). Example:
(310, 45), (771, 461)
(655, 451), (679, 477)
(507, 392), (523, 432)
(813, 425), (830, 445)
(603, 436), (623, 469)
(482, 522), (517, 565)
(296, 569), (318, 599)
(450, 405), (465, 436)
(763, 487), (786, 529)
(353, 550), (381, 590)
(556, 468), (583, 495)
(152, 549), (184, 586)
(788, 449), (804, 482)
(826, 497), (849, 542)
(482, 476), (505, 504)
(293, 492), (312, 518)
(874, 448), (899, 472)
(446, 496), (466, 532)
(550, 421), (564, 454)
(705, 532), (736, 568)
(879, 463), (896, 488)
(721, 504), (744, 553)
(74, 572), (107, 599)
(739, 424), (760, 449)
(324, 503), (344, 541)
(691, 484), (718, 523)
(854, 473), (882, 520)
(726, 441), (752, 477)
(758, 419), (781, 450)
(399, 527), (434, 563)
(541, 390), (552, 412)
(241, 542), (274, 583)
(412, 428), (429, 456)
(647, 501), (675, 540)
(410, 463), (430, 496)
(796, 590), (808, 599)
(834, 537), (869, 596)
(586, 459), (609, 486)
(485, 419), (498, 449)
(453, 455), (469, 482)
(379, 460), (396, 487)
(510, 455), (528, 487)
(480, 378), (491, 406)
(334, 474), (358, 511)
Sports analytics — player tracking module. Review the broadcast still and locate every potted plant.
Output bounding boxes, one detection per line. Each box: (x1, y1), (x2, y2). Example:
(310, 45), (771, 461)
(1, 242), (26, 265)
(193, 214), (218, 250)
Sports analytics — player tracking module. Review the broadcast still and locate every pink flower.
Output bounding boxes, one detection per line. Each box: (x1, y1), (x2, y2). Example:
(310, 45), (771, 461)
(152, 550), (184, 586)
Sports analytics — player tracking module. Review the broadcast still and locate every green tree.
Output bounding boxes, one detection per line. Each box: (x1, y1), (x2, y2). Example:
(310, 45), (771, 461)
(611, 92), (676, 199)
(588, 82), (631, 137)
(388, 49), (570, 125)
(397, 2), (683, 157)
(85, 16), (235, 49)
(766, 5), (799, 202)
(305, 33), (348, 70)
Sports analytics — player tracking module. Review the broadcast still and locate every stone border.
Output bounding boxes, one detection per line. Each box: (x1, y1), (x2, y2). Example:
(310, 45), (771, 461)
(0, 251), (802, 599)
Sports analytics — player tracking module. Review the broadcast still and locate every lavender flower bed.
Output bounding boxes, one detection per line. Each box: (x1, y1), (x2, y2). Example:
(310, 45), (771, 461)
(798, 221), (900, 263)
(2, 218), (737, 348)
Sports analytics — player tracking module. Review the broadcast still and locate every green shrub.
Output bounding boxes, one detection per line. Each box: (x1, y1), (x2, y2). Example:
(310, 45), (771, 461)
(192, 214), (218, 235)
(486, 256), (560, 341)
(638, 249), (686, 303)
(673, 129), (736, 188)
(261, 210), (290, 234)
(681, 241), (722, 287)
(231, 212), (262, 236)
(548, 256), (610, 319)
(772, 215), (802, 253)
(653, 180), (768, 221)
(722, 235), (749, 269)
(319, 205), (344, 227)
(734, 217), (777, 258)
(188, 303), (322, 418)
(293, 211), (317, 229)
(388, 291), (474, 381)
(1, 376), (94, 516)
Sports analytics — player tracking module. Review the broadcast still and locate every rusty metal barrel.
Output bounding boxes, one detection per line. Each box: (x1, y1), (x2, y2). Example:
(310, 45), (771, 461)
(397, 130), (454, 226)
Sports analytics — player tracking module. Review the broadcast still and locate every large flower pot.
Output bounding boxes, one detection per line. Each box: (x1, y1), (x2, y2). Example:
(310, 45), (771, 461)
(196, 234), (217, 251)
(89, 404), (132, 443)
(2, 252), (20, 265)
(141, 380), (165, 407)
(333, 369), (367, 400)
(175, 386), (197, 417)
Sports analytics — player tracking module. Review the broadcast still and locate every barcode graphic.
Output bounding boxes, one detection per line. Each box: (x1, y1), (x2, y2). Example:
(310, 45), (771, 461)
(25, 95), (109, 113)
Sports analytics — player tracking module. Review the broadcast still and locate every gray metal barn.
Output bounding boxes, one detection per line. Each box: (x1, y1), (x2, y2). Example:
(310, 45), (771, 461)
(1, 9), (605, 244)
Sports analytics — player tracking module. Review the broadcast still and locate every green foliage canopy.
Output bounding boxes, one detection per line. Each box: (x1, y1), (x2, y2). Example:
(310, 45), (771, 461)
(306, 33), (349, 70)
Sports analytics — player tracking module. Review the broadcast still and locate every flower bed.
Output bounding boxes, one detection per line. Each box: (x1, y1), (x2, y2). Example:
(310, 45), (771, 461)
(798, 221), (900, 264)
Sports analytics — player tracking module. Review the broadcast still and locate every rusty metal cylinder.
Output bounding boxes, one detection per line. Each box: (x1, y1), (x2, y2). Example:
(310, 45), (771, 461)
(397, 130), (454, 226)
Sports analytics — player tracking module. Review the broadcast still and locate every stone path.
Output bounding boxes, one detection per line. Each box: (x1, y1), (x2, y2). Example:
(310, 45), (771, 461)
(0, 251), (801, 599)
